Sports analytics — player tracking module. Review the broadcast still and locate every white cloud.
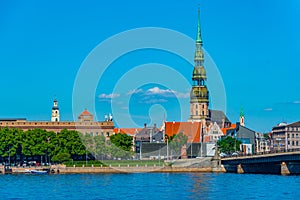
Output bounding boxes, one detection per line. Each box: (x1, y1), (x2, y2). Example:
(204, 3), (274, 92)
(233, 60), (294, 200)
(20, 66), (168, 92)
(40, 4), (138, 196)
(146, 87), (189, 98)
(98, 93), (120, 99)
(147, 87), (173, 95)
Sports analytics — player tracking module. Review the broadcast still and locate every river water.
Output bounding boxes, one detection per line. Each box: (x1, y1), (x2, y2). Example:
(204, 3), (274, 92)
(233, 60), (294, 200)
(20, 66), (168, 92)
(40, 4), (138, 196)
(0, 173), (299, 199)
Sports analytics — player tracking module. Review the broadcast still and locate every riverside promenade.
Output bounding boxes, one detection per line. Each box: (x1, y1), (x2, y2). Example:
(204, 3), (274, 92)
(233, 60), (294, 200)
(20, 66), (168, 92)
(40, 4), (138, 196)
(0, 157), (225, 174)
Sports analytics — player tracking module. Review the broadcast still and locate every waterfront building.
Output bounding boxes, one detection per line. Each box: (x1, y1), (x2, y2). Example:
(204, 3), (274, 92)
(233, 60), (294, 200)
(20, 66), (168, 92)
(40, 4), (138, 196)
(134, 124), (165, 156)
(225, 122), (256, 154)
(271, 121), (300, 151)
(165, 121), (201, 143)
(255, 132), (271, 154)
(0, 100), (114, 137)
(205, 122), (224, 143)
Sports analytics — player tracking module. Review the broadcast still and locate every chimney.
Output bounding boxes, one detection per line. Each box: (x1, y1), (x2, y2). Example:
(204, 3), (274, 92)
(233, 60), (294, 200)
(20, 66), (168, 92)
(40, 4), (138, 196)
(154, 123), (157, 128)
(144, 123), (147, 128)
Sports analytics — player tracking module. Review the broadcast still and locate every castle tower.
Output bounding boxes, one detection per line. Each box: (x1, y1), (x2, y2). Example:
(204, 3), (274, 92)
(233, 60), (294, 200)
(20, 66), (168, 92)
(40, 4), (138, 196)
(240, 107), (245, 126)
(189, 8), (210, 122)
(51, 99), (60, 122)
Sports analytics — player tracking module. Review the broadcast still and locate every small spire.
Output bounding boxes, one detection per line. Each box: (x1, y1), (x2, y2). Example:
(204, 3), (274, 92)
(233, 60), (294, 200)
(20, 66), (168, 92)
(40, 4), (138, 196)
(240, 106), (244, 117)
(196, 6), (203, 44)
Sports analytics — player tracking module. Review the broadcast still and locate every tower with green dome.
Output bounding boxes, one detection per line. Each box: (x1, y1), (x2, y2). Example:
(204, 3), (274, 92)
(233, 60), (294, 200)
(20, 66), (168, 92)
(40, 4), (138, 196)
(189, 8), (210, 122)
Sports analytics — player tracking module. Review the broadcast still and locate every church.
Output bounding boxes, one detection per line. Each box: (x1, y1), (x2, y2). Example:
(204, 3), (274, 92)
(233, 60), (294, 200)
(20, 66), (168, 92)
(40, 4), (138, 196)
(165, 8), (233, 153)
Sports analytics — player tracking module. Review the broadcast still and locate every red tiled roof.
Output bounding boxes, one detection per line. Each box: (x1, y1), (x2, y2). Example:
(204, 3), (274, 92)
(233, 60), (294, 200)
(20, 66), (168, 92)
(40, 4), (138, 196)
(113, 128), (143, 136)
(221, 124), (236, 134)
(80, 109), (92, 116)
(165, 122), (201, 143)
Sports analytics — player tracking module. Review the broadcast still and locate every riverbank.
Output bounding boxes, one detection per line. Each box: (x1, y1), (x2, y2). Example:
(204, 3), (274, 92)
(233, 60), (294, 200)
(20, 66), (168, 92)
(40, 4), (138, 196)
(50, 166), (221, 174)
(1, 165), (225, 174)
(0, 162), (225, 174)
(0, 157), (226, 174)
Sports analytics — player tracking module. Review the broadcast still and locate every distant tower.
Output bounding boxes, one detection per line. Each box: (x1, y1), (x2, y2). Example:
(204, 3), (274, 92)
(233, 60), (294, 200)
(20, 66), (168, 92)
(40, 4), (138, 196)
(51, 99), (60, 122)
(240, 107), (245, 126)
(189, 8), (210, 122)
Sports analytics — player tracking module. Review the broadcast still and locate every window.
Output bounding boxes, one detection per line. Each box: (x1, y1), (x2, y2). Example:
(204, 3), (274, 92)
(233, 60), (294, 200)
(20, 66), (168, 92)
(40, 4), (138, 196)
(195, 104), (198, 109)
(296, 141), (299, 146)
(296, 134), (299, 138)
(288, 134), (290, 138)
(292, 134), (294, 138)
(196, 111), (198, 115)
(292, 141), (295, 146)
(106, 132), (110, 137)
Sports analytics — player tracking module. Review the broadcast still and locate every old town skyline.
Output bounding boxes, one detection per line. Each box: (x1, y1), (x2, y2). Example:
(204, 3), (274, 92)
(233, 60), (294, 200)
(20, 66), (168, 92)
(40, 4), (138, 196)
(0, 0), (300, 132)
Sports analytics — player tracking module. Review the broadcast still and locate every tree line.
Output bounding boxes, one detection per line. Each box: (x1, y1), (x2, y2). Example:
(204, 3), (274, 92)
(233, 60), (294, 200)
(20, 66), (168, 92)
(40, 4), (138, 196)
(0, 127), (134, 165)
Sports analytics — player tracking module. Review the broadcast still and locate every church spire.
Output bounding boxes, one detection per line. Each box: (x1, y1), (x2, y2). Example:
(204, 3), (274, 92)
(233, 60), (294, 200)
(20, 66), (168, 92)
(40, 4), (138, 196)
(189, 7), (210, 122)
(240, 107), (245, 126)
(196, 7), (203, 44)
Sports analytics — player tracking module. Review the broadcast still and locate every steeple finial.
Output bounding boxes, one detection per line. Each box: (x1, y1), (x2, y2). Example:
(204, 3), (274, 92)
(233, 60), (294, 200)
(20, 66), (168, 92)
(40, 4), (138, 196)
(240, 106), (244, 117)
(196, 6), (203, 44)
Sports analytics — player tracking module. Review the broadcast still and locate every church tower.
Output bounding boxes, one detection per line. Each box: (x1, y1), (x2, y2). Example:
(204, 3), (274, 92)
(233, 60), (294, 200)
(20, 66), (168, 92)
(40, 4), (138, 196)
(240, 107), (245, 126)
(51, 99), (60, 122)
(189, 8), (210, 122)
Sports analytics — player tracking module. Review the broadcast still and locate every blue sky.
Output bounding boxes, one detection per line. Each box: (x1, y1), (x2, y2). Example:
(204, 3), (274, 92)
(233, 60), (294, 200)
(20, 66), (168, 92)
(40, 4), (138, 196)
(0, 0), (300, 132)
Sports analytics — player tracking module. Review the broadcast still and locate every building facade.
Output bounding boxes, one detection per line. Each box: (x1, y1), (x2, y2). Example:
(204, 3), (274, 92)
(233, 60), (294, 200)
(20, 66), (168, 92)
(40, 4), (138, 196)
(255, 132), (271, 154)
(271, 121), (300, 151)
(225, 122), (256, 154)
(0, 100), (114, 137)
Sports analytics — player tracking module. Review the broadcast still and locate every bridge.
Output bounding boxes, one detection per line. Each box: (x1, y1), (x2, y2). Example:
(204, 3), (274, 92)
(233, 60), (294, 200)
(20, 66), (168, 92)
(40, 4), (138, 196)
(221, 151), (300, 175)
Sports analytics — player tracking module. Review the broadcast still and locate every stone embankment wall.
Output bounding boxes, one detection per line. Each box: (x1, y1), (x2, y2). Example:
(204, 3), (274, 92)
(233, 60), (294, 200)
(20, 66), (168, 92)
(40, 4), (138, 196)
(49, 166), (215, 174)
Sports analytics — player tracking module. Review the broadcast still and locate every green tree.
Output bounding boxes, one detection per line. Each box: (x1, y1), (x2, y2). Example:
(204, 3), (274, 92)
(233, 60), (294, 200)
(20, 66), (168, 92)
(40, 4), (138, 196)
(52, 152), (72, 163)
(110, 133), (133, 151)
(169, 132), (188, 157)
(217, 136), (242, 154)
(93, 135), (109, 160)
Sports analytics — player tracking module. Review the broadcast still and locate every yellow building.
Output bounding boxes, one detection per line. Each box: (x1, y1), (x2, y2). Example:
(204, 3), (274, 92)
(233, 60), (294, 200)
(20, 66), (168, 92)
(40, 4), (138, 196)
(0, 100), (114, 137)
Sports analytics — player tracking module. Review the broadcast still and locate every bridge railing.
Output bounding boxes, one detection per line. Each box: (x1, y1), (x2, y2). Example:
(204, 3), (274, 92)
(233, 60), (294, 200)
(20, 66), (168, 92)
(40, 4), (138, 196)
(222, 148), (300, 159)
